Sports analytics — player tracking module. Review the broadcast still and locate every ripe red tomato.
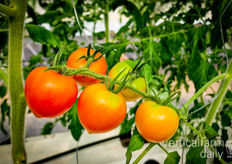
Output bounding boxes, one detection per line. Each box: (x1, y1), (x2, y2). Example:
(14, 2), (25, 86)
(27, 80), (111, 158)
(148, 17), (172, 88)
(66, 48), (107, 86)
(108, 61), (146, 101)
(77, 83), (127, 133)
(135, 101), (179, 143)
(25, 66), (78, 118)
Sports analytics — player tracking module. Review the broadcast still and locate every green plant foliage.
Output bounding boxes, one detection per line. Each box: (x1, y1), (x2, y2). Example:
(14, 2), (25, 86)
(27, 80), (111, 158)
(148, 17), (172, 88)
(186, 146), (207, 164)
(164, 151), (180, 164)
(126, 128), (144, 164)
(26, 24), (60, 47)
(67, 100), (83, 141)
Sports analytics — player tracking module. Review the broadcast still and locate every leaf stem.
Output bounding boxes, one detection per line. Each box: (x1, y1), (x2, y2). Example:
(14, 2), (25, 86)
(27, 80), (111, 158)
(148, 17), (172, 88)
(181, 118), (227, 164)
(205, 60), (232, 125)
(157, 143), (169, 155)
(132, 143), (156, 164)
(0, 3), (15, 16)
(104, 2), (109, 43)
(0, 67), (8, 86)
(180, 73), (225, 113)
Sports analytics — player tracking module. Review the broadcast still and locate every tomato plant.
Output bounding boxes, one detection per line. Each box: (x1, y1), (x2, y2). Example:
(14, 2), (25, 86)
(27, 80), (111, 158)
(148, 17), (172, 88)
(0, 0), (232, 164)
(25, 66), (78, 118)
(135, 101), (179, 143)
(66, 47), (107, 86)
(77, 83), (127, 133)
(108, 61), (146, 101)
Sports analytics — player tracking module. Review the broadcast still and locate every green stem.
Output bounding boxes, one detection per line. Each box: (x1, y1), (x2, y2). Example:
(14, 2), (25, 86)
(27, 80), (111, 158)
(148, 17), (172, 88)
(132, 143), (156, 164)
(0, 3), (15, 16)
(104, 3), (109, 43)
(0, 67), (8, 86)
(181, 118), (203, 138)
(157, 143), (169, 155)
(181, 118), (227, 164)
(65, 67), (152, 98)
(0, 28), (9, 32)
(8, 0), (27, 163)
(205, 60), (232, 126)
(180, 73), (225, 113)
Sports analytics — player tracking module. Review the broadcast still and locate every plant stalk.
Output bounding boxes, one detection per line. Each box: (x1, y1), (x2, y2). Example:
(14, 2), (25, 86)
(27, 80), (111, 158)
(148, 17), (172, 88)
(0, 67), (8, 86)
(205, 60), (232, 125)
(0, 3), (15, 16)
(132, 143), (156, 164)
(8, 0), (27, 163)
(104, 3), (109, 43)
(180, 73), (225, 113)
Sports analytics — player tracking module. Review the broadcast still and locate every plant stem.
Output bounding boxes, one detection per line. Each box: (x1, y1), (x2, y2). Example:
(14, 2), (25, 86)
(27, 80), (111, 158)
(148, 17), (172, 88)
(132, 143), (156, 164)
(158, 143), (169, 155)
(180, 73), (225, 113)
(205, 60), (232, 126)
(0, 3), (15, 16)
(8, 0), (27, 163)
(65, 66), (152, 98)
(181, 118), (203, 138)
(181, 118), (227, 164)
(0, 67), (8, 86)
(104, 2), (109, 43)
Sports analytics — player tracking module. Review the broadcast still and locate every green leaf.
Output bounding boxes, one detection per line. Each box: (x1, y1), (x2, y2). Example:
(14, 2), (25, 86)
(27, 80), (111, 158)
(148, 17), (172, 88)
(221, 129), (228, 144)
(221, 112), (231, 127)
(26, 24), (60, 47)
(122, 1), (143, 30)
(187, 26), (217, 90)
(1, 99), (10, 135)
(204, 123), (219, 137)
(41, 122), (54, 135)
(126, 128), (144, 164)
(0, 85), (7, 98)
(166, 33), (184, 55)
(120, 114), (135, 134)
(186, 146), (206, 164)
(143, 41), (162, 74)
(67, 99), (83, 141)
(164, 151), (180, 164)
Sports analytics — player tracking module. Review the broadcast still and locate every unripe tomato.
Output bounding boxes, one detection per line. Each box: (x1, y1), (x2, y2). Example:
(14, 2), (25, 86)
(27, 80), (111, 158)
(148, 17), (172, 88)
(77, 83), (127, 133)
(108, 61), (146, 101)
(66, 48), (107, 86)
(25, 66), (78, 118)
(135, 101), (179, 143)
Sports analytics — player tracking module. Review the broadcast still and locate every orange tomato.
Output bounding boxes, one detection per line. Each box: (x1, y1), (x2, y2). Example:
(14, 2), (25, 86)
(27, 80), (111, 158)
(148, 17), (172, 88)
(135, 101), (179, 143)
(77, 83), (127, 133)
(66, 48), (107, 86)
(25, 66), (78, 118)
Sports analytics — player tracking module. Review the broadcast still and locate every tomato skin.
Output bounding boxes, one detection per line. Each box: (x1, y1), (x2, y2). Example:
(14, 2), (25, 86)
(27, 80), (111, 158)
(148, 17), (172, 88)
(108, 61), (146, 101)
(135, 101), (179, 143)
(66, 48), (107, 86)
(77, 83), (127, 133)
(25, 66), (78, 118)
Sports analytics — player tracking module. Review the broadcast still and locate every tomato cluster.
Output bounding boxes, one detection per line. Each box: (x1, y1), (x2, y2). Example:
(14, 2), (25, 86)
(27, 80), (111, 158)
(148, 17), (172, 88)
(25, 47), (179, 142)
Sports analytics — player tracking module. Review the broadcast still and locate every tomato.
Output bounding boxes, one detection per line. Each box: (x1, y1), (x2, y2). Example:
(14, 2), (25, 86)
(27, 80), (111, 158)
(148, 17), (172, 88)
(25, 66), (78, 118)
(66, 48), (107, 86)
(108, 61), (146, 101)
(77, 83), (127, 133)
(135, 101), (179, 143)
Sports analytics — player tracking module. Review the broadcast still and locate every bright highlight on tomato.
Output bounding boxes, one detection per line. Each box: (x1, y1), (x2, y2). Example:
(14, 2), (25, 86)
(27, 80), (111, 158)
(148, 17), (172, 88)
(25, 66), (78, 118)
(66, 48), (107, 86)
(135, 101), (179, 143)
(77, 83), (127, 133)
(108, 61), (146, 101)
